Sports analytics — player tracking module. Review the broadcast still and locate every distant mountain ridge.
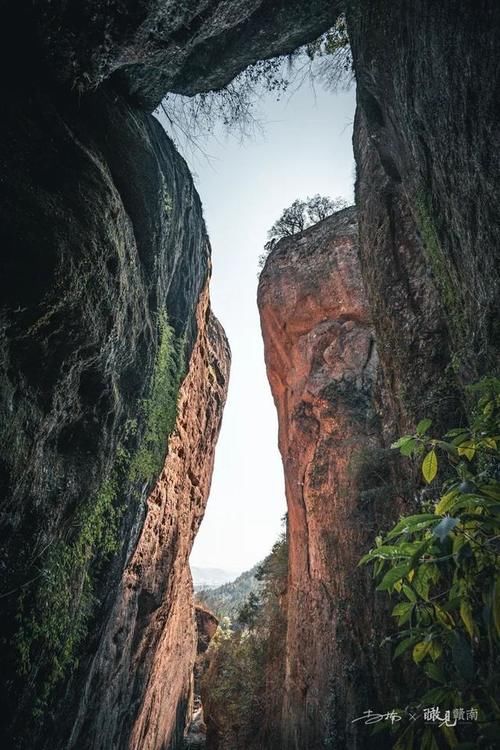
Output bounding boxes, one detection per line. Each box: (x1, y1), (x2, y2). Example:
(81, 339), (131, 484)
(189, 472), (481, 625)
(195, 564), (262, 620)
(191, 566), (240, 591)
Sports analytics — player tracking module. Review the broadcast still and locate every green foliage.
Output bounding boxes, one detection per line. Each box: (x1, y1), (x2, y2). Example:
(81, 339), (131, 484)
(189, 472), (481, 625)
(259, 195), (348, 268)
(305, 15), (350, 58)
(129, 312), (184, 482)
(361, 378), (500, 749)
(14, 310), (184, 713)
(303, 14), (352, 89)
(415, 192), (467, 353)
(14, 475), (122, 714)
(202, 529), (288, 749)
(237, 591), (261, 629)
(196, 565), (261, 620)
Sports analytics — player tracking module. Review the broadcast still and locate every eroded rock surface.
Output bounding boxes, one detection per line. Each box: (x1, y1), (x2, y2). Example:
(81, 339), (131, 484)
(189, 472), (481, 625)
(2, 1), (500, 748)
(66, 287), (229, 750)
(348, 0), (500, 407)
(0, 81), (228, 749)
(258, 209), (404, 749)
(10, 0), (341, 109)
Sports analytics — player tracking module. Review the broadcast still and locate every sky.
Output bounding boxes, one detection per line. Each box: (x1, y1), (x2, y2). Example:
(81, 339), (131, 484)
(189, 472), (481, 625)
(160, 80), (356, 575)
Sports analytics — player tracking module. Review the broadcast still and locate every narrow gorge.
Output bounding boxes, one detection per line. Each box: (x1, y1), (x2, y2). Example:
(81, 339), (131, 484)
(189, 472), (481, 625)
(0, 2), (499, 750)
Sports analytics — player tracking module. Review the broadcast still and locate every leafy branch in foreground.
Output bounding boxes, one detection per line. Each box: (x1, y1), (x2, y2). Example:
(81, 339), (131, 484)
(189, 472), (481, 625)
(361, 378), (500, 750)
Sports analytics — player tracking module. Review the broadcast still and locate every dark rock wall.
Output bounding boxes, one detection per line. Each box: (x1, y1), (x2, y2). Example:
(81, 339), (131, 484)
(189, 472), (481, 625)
(348, 0), (500, 410)
(0, 82), (214, 748)
(353, 105), (461, 436)
(12, 0), (340, 108)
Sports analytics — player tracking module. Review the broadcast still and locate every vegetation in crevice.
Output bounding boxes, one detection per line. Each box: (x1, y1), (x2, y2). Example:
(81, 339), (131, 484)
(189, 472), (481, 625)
(414, 191), (469, 371)
(13, 310), (185, 715)
(201, 529), (288, 750)
(362, 378), (500, 749)
(129, 311), (185, 483)
(14, 473), (123, 716)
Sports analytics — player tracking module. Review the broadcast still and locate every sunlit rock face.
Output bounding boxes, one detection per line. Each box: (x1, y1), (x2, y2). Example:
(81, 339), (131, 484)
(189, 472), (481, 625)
(66, 286), (229, 750)
(196, 607), (219, 655)
(258, 209), (407, 749)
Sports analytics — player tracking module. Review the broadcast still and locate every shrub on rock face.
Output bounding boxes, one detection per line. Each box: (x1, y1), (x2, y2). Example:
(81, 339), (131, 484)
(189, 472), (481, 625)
(362, 378), (500, 750)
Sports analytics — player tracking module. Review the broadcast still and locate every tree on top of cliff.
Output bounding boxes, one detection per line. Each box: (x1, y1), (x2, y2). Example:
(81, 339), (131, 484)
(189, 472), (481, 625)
(258, 194), (348, 268)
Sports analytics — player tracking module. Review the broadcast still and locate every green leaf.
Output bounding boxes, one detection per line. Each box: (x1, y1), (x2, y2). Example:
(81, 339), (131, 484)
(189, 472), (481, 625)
(440, 724), (458, 748)
(434, 605), (454, 629)
(402, 584), (417, 602)
(417, 418), (432, 436)
(459, 599), (474, 639)
(451, 631), (473, 681)
(392, 602), (414, 625)
(359, 545), (413, 565)
(386, 514), (438, 539)
(392, 602), (412, 617)
(393, 636), (418, 659)
(376, 563), (410, 591)
(413, 563), (440, 600)
(413, 640), (431, 663)
(480, 483), (500, 501)
(424, 661), (447, 683)
(421, 686), (451, 704)
(391, 435), (414, 450)
(400, 437), (417, 456)
(445, 428), (469, 438)
(422, 449), (438, 483)
(483, 400), (494, 417)
(394, 727), (414, 750)
(435, 488), (460, 515)
(482, 437), (497, 450)
(457, 441), (475, 460)
(409, 538), (433, 569)
(428, 640), (443, 661)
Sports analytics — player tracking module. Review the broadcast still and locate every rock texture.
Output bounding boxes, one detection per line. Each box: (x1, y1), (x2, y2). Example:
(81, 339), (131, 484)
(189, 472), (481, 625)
(353, 106), (459, 437)
(2, 1), (500, 748)
(258, 209), (405, 749)
(0, 2), (350, 746)
(348, 0), (500, 415)
(65, 286), (229, 750)
(11, 0), (341, 109)
(196, 607), (219, 655)
(0, 79), (228, 749)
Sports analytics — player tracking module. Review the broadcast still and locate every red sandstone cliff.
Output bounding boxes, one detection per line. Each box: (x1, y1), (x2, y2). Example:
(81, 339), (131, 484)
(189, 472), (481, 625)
(67, 284), (230, 750)
(258, 208), (405, 749)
